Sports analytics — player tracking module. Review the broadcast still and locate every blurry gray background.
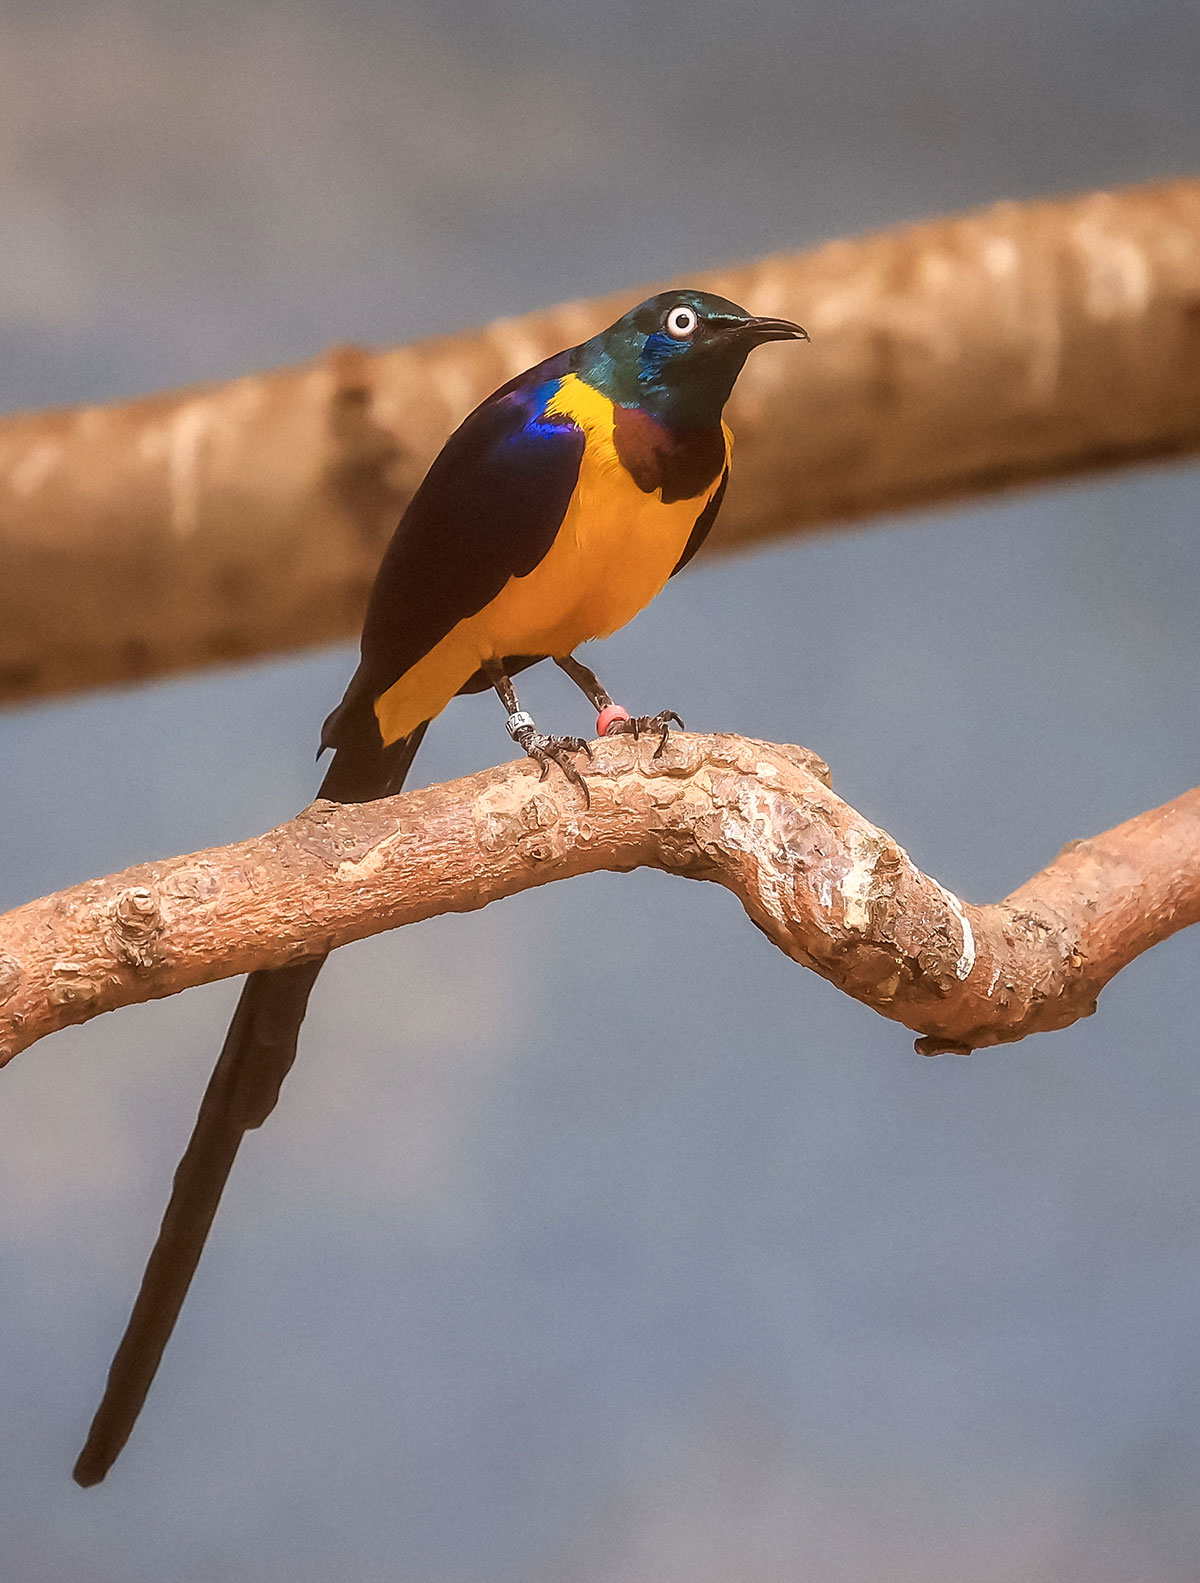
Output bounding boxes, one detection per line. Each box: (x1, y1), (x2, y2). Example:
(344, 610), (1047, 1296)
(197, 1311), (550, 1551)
(2, 2), (1199, 1578)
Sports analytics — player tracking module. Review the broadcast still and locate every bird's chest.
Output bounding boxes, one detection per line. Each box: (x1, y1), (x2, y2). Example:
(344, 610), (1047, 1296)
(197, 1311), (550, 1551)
(549, 443), (708, 634)
(481, 382), (727, 653)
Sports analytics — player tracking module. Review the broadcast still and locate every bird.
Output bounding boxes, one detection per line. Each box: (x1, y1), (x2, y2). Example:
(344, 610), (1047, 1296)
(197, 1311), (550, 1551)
(73, 288), (807, 1486)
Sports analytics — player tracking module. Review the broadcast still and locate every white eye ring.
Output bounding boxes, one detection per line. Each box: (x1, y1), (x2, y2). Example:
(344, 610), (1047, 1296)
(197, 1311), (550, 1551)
(665, 305), (698, 339)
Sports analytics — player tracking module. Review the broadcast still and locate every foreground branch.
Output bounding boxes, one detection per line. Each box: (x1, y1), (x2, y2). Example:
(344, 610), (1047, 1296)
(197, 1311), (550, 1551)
(1, 734), (1196, 1064)
(3, 178), (1200, 705)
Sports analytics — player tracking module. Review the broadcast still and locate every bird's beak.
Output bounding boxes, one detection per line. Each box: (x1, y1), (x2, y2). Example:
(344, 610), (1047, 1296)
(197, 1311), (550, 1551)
(743, 315), (810, 344)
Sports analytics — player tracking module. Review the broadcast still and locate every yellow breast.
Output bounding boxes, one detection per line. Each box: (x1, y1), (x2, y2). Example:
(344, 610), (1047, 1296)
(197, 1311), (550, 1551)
(480, 374), (728, 652)
(374, 374), (729, 744)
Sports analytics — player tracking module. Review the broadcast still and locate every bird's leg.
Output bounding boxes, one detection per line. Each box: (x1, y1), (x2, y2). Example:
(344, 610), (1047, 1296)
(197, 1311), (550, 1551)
(486, 660), (592, 800)
(555, 653), (684, 758)
(555, 653), (614, 713)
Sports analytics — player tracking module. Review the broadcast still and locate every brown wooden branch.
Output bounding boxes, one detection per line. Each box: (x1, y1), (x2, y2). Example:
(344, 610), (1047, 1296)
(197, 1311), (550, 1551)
(3, 177), (1200, 707)
(1, 733), (1196, 1065)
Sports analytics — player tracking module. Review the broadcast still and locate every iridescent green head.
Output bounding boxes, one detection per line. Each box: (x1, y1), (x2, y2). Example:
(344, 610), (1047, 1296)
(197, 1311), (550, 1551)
(574, 289), (808, 427)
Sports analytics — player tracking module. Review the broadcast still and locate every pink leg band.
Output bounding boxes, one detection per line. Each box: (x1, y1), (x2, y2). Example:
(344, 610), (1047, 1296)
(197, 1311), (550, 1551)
(596, 704), (631, 737)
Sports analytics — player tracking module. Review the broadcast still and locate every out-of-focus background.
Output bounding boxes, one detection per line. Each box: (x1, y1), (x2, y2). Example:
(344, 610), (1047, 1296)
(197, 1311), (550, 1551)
(2, 2), (1199, 1578)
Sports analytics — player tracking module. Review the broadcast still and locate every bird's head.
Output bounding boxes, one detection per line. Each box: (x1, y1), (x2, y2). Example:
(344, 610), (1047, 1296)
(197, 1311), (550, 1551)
(575, 289), (808, 427)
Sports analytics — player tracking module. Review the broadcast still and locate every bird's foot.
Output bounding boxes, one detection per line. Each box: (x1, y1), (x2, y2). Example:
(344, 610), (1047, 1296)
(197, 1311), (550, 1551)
(506, 712), (593, 802)
(596, 705), (684, 758)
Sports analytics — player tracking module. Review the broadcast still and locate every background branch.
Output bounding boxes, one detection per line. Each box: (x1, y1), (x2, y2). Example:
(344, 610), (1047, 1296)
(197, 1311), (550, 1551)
(2, 177), (1200, 707)
(1, 733), (1196, 1065)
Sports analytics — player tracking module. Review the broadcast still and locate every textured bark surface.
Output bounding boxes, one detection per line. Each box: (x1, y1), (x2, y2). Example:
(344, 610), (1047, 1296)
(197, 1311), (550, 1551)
(3, 178), (1200, 705)
(1, 733), (1196, 1064)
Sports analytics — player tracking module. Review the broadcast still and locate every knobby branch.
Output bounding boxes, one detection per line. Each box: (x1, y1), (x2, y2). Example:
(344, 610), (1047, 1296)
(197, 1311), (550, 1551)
(1, 733), (1196, 1064)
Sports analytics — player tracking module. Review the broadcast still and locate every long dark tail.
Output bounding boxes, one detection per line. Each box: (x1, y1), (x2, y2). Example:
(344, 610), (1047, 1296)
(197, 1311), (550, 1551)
(73, 697), (427, 1487)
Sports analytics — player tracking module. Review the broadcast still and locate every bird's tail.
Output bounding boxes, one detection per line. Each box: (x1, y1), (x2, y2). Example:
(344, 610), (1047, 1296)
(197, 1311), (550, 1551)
(73, 691), (426, 1487)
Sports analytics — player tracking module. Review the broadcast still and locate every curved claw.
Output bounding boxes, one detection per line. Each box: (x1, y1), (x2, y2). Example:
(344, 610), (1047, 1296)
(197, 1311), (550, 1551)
(603, 709), (685, 757)
(653, 711), (685, 756)
(511, 726), (593, 806)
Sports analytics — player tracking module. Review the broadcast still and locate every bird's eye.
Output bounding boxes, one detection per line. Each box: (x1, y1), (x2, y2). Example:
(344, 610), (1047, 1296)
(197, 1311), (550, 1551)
(665, 305), (698, 340)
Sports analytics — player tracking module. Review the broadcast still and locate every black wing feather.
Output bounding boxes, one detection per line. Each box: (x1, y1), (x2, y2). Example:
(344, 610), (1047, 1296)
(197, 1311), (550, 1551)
(357, 350), (585, 694)
(670, 469), (728, 577)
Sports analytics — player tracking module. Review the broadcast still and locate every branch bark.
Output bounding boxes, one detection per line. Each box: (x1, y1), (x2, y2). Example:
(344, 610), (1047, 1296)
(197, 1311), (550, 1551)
(3, 178), (1200, 706)
(1, 733), (1196, 1065)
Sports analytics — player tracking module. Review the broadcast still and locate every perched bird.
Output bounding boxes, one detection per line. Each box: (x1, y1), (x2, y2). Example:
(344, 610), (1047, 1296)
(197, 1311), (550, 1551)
(73, 289), (806, 1486)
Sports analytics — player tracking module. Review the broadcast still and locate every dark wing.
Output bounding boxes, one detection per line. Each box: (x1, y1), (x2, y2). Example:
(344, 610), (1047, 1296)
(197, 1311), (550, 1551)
(357, 349), (585, 693)
(670, 469), (728, 577)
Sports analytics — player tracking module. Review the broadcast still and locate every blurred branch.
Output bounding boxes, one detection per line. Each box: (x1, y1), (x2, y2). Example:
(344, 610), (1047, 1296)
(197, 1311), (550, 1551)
(1, 732), (1196, 1064)
(2, 177), (1200, 707)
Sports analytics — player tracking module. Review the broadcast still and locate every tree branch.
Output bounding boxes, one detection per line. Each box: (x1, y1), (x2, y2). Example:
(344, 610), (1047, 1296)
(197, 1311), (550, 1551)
(1, 733), (1196, 1065)
(3, 178), (1200, 706)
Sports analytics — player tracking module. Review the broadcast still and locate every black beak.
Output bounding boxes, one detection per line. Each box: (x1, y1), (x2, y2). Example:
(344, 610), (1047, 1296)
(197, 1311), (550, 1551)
(743, 315), (809, 344)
